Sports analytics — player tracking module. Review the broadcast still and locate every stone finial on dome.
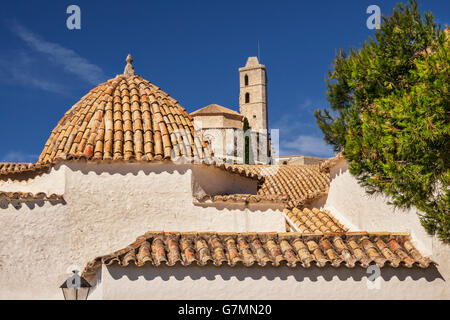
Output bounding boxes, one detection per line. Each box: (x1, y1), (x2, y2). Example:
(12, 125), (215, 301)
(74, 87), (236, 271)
(123, 54), (135, 77)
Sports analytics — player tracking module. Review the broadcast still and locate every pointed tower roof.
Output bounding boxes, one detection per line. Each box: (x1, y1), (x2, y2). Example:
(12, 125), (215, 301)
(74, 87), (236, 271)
(239, 56), (266, 72)
(190, 104), (242, 118)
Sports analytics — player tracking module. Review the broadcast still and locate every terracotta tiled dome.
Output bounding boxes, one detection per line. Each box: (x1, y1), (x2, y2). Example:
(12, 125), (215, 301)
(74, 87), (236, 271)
(39, 58), (213, 164)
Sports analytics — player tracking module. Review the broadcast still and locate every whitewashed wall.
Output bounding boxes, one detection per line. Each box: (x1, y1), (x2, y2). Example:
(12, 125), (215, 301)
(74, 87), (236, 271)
(94, 263), (447, 300)
(88, 158), (450, 300)
(0, 165), (66, 194)
(322, 159), (450, 298)
(0, 162), (285, 299)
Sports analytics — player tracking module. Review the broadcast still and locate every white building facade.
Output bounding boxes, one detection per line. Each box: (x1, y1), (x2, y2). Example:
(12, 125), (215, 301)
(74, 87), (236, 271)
(0, 56), (448, 300)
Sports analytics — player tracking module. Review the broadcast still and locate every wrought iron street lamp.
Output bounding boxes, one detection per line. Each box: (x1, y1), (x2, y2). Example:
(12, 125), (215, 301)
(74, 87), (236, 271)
(60, 270), (91, 300)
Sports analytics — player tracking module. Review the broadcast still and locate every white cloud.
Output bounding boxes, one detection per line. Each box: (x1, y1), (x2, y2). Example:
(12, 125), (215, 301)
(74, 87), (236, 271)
(0, 52), (67, 93)
(271, 114), (316, 136)
(280, 135), (334, 158)
(9, 21), (105, 85)
(270, 98), (334, 158)
(1, 151), (39, 163)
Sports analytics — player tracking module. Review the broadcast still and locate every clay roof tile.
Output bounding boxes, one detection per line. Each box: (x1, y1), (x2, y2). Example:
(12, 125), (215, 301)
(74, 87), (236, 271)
(82, 231), (434, 282)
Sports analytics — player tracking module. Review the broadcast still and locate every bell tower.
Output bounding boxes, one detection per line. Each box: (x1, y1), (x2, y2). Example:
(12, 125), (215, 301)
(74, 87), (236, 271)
(239, 57), (268, 132)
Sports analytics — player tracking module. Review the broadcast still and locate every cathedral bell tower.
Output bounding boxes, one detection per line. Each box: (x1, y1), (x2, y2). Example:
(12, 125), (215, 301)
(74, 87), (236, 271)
(239, 57), (268, 132)
(239, 57), (270, 164)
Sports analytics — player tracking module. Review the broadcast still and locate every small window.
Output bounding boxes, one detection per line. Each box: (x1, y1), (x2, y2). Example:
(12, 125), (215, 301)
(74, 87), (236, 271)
(253, 115), (256, 119)
(245, 93), (250, 103)
(244, 75), (249, 86)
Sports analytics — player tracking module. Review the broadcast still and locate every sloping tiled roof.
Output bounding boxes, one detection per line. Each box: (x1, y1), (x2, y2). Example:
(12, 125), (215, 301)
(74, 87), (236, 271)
(284, 207), (347, 233)
(82, 231), (434, 281)
(227, 165), (330, 207)
(38, 74), (214, 164)
(190, 104), (242, 119)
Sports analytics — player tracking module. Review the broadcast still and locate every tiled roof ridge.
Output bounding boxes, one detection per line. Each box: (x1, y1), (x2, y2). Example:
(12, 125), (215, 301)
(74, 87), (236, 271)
(0, 191), (64, 202)
(319, 151), (345, 172)
(82, 230), (435, 283)
(194, 193), (289, 204)
(0, 162), (52, 176)
(0, 159), (265, 183)
(286, 189), (330, 209)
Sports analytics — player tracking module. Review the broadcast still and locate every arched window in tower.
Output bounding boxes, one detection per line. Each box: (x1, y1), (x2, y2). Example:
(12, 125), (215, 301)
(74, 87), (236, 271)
(245, 92), (250, 103)
(244, 74), (249, 86)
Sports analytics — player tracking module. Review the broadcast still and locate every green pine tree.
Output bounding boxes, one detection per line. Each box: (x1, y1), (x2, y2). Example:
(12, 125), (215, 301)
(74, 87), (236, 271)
(315, 0), (450, 241)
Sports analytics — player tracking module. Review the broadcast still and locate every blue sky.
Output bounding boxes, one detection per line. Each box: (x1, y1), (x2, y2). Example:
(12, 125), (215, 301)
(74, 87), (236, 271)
(0, 0), (448, 162)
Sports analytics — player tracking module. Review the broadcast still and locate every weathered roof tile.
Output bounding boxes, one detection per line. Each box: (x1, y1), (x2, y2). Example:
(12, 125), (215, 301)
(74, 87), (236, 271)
(36, 74), (214, 164)
(283, 207), (347, 233)
(0, 191), (64, 202)
(226, 165), (330, 206)
(82, 231), (434, 282)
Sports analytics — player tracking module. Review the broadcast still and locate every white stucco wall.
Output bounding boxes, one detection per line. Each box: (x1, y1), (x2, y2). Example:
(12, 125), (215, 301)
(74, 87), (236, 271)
(322, 159), (450, 298)
(94, 263), (447, 300)
(0, 199), (69, 299)
(3, 159), (447, 300)
(191, 165), (257, 196)
(0, 161), (285, 299)
(0, 165), (66, 194)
